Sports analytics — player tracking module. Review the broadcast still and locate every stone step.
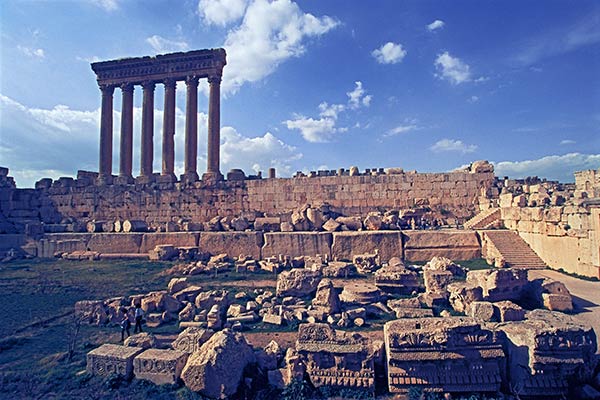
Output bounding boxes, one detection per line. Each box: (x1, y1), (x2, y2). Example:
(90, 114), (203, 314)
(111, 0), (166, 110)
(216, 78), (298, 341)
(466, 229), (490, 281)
(484, 230), (547, 269)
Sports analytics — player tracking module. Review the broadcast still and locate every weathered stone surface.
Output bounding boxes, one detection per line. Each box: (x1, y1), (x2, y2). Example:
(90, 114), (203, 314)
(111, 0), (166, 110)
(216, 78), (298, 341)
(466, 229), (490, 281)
(402, 230), (481, 262)
(466, 268), (527, 302)
(423, 269), (454, 295)
(374, 264), (419, 294)
(262, 232), (332, 259)
(199, 232), (263, 260)
(148, 244), (179, 261)
(254, 217), (281, 232)
(339, 282), (383, 304)
(468, 301), (495, 321)
(331, 231), (403, 262)
(322, 218), (341, 232)
(263, 313), (284, 325)
(364, 213), (383, 231)
(321, 261), (354, 277)
(423, 256), (466, 277)
(335, 216), (363, 231)
(124, 332), (157, 349)
(87, 233), (143, 253)
(447, 283), (483, 313)
(311, 278), (341, 314)
(384, 317), (505, 394)
(542, 293), (573, 312)
(276, 269), (321, 297)
(172, 327), (214, 354)
(492, 300), (525, 322)
(181, 330), (254, 398)
(75, 300), (109, 325)
(139, 232), (198, 253)
(497, 310), (597, 398)
(133, 348), (189, 385)
(168, 277), (188, 294)
(296, 323), (376, 392)
(87, 344), (144, 378)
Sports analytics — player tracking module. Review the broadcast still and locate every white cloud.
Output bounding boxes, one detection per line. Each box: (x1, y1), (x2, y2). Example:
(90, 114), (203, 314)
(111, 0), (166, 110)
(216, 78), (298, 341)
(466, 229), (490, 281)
(220, 127), (302, 175)
(146, 35), (189, 54)
(430, 138), (477, 154)
(198, 0), (248, 26)
(347, 81), (372, 109)
(434, 51), (471, 85)
(493, 153), (600, 182)
(284, 116), (339, 143)
(371, 42), (407, 64)
(468, 95), (479, 103)
(383, 124), (418, 138)
(89, 0), (120, 11)
(427, 20), (445, 32)
(17, 45), (45, 59)
(285, 81), (371, 142)
(560, 139), (576, 145)
(220, 0), (339, 95)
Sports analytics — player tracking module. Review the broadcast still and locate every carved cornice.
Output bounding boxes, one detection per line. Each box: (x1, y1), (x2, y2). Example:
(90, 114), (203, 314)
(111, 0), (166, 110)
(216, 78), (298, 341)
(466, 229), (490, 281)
(99, 84), (115, 95)
(120, 83), (134, 93)
(91, 48), (226, 86)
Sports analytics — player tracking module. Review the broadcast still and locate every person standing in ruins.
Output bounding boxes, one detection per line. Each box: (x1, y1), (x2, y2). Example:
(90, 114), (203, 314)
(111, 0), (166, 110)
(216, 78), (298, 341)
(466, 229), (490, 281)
(120, 307), (131, 341)
(133, 303), (144, 333)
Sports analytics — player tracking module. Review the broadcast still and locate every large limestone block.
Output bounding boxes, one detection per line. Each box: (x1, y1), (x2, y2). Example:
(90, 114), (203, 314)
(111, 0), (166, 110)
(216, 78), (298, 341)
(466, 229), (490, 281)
(199, 232), (263, 260)
(276, 269), (321, 297)
(87, 233), (143, 254)
(181, 330), (254, 398)
(402, 230), (481, 262)
(331, 231), (403, 262)
(262, 232), (332, 258)
(86, 344), (144, 378)
(133, 348), (189, 385)
(139, 232), (199, 253)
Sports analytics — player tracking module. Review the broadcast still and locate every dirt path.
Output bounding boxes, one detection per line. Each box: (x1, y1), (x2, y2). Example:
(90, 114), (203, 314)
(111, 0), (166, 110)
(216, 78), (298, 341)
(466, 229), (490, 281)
(528, 269), (600, 353)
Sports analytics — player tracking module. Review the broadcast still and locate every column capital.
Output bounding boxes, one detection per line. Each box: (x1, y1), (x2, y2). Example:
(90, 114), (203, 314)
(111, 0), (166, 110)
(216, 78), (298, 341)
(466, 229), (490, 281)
(120, 82), (134, 93)
(207, 74), (222, 85)
(141, 80), (156, 91)
(99, 84), (115, 95)
(163, 78), (177, 88)
(185, 75), (199, 86)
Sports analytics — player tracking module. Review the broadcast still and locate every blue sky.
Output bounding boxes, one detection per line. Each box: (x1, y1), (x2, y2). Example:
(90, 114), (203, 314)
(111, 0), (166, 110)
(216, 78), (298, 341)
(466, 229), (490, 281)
(1, 0), (599, 187)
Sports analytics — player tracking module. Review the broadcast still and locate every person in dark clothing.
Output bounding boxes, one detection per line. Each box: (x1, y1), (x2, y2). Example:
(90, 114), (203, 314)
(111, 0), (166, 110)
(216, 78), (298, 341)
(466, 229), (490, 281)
(134, 303), (144, 334)
(120, 307), (131, 341)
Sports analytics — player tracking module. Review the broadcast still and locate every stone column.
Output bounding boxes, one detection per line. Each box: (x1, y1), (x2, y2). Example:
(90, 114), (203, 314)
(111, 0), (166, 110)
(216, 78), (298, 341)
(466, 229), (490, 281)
(182, 75), (199, 182)
(98, 84), (114, 185)
(118, 83), (134, 183)
(204, 74), (223, 181)
(140, 81), (155, 179)
(161, 78), (176, 181)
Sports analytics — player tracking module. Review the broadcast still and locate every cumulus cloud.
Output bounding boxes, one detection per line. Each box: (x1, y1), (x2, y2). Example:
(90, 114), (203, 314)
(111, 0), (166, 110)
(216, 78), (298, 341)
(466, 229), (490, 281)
(76, 55), (101, 63)
(493, 153), (600, 182)
(198, 0), (248, 26)
(347, 81), (372, 109)
(285, 81), (371, 142)
(371, 42), (407, 64)
(220, 0), (339, 95)
(221, 127), (302, 174)
(284, 116), (340, 143)
(17, 45), (45, 59)
(427, 20), (445, 31)
(146, 35), (189, 54)
(430, 138), (477, 154)
(434, 51), (472, 84)
(0, 94), (301, 187)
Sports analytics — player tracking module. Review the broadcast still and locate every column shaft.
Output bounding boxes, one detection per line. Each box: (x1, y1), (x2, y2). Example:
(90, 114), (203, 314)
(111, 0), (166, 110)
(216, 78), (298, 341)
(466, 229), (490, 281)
(98, 84), (114, 181)
(184, 76), (199, 180)
(206, 74), (222, 180)
(162, 79), (176, 178)
(140, 81), (155, 177)
(119, 84), (134, 179)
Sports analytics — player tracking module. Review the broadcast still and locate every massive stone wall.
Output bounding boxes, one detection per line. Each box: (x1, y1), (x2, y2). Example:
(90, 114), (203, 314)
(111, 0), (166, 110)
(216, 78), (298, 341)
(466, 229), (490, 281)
(0, 168), (495, 232)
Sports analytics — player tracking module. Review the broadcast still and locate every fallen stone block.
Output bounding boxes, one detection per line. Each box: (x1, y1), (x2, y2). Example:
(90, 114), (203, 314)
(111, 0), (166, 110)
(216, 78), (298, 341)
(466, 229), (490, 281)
(133, 348), (189, 385)
(86, 344), (144, 378)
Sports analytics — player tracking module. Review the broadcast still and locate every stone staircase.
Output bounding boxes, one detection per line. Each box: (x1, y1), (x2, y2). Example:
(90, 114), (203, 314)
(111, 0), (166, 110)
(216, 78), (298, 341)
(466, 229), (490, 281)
(483, 230), (547, 269)
(464, 208), (502, 230)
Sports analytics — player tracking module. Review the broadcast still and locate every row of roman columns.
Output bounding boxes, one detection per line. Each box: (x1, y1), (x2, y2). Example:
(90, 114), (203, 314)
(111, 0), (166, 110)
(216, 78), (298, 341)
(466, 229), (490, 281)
(98, 74), (222, 184)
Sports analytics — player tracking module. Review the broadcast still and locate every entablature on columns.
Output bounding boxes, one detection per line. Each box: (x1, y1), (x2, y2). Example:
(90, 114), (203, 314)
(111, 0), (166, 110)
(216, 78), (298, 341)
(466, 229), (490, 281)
(91, 48), (226, 87)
